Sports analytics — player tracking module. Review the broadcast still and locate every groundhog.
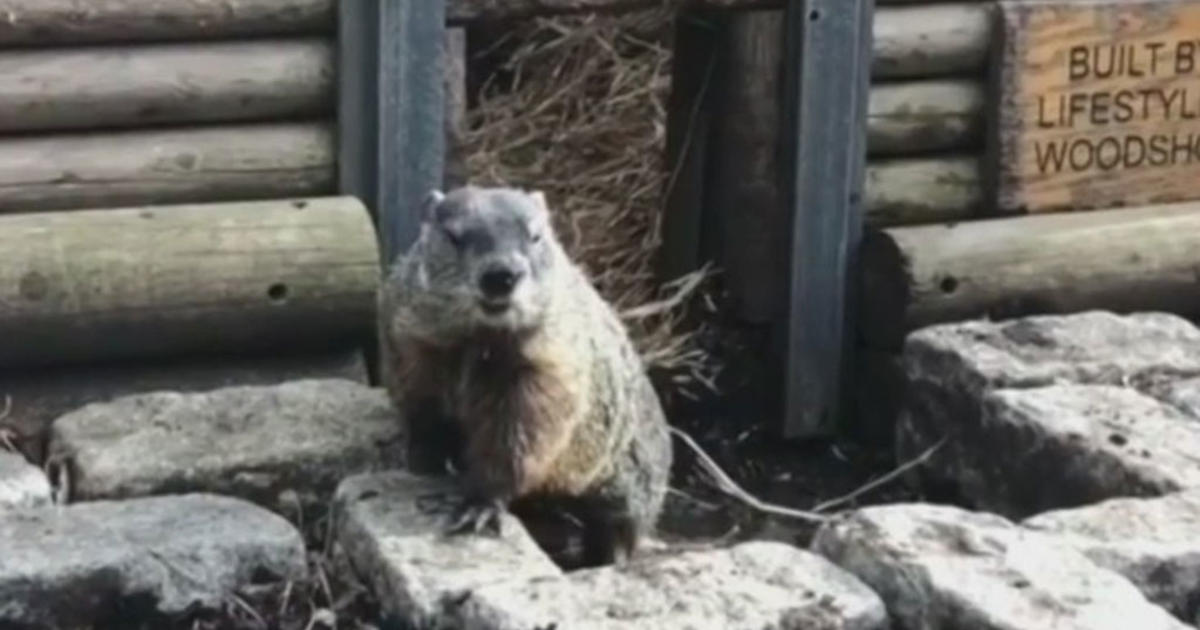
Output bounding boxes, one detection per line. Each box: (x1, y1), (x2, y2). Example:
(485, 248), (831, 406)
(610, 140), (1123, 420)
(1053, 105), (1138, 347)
(377, 185), (673, 567)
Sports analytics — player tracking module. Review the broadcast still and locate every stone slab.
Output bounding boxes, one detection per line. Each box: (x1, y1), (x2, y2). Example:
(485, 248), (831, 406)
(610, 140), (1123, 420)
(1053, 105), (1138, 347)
(1024, 489), (1200, 625)
(899, 311), (1200, 518)
(0, 493), (307, 628)
(812, 503), (1190, 630)
(334, 471), (562, 628)
(972, 384), (1200, 517)
(48, 378), (402, 510)
(0, 450), (50, 509)
(1, 348), (368, 464)
(454, 541), (889, 630)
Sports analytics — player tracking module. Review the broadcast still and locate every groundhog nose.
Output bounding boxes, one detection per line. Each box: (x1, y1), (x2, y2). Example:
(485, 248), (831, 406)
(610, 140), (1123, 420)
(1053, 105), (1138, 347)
(480, 266), (521, 298)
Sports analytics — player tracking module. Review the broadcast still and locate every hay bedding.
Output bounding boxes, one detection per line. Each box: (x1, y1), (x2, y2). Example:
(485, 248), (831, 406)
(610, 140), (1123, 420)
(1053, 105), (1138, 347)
(462, 8), (719, 400)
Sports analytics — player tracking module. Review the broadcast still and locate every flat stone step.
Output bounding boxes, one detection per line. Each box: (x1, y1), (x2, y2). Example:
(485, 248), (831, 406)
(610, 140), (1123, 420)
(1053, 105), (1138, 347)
(0, 450), (50, 509)
(48, 378), (402, 510)
(900, 311), (1200, 518)
(1024, 489), (1200, 625)
(0, 493), (307, 628)
(812, 503), (1190, 630)
(454, 541), (889, 630)
(334, 471), (563, 628)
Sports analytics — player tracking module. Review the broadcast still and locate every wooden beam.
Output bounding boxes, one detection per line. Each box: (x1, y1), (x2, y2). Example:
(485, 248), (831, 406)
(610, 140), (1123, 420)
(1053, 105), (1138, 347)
(780, 0), (874, 438)
(659, 9), (721, 283)
(708, 10), (787, 324)
(338, 0), (447, 267)
(0, 39), (332, 133)
(0, 197), (379, 369)
(859, 200), (1200, 351)
(0, 0), (334, 45)
(0, 122), (334, 214)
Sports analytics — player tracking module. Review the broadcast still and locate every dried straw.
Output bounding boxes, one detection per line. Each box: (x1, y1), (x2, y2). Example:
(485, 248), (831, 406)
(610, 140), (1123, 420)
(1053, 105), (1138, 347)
(463, 8), (719, 397)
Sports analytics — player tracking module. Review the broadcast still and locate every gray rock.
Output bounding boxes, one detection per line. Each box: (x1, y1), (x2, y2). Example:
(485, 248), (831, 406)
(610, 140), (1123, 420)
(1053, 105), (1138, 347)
(48, 379), (402, 509)
(812, 503), (1190, 630)
(0, 450), (50, 509)
(454, 541), (889, 630)
(1024, 490), (1200, 624)
(0, 493), (307, 627)
(969, 384), (1200, 517)
(334, 471), (562, 628)
(899, 311), (1200, 518)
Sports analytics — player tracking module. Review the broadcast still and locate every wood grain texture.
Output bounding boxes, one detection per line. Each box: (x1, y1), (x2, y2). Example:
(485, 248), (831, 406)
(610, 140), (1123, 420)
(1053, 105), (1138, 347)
(0, 349), (368, 463)
(0, 0), (334, 45)
(860, 199), (1200, 350)
(869, 79), (985, 155)
(872, 2), (994, 79)
(991, 0), (1200, 214)
(709, 10), (786, 324)
(0, 39), (332, 133)
(865, 155), (983, 226)
(0, 122), (334, 213)
(0, 196), (379, 368)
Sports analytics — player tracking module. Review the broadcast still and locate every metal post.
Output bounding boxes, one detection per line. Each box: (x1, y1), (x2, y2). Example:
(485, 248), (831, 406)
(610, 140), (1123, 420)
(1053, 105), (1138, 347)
(338, 0), (447, 267)
(780, 0), (875, 438)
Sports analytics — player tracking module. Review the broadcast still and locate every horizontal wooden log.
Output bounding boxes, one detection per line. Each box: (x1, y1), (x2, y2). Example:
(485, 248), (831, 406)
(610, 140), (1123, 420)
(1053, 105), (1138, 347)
(445, 0), (989, 21)
(0, 349), (368, 464)
(865, 155), (982, 227)
(0, 40), (332, 133)
(0, 0), (334, 46)
(455, 4), (991, 79)
(868, 79), (984, 156)
(859, 201), (1200, 350)
(0, 196), (379, 368)
(872, 3), (992, 79)
(0, 122), (335, 213)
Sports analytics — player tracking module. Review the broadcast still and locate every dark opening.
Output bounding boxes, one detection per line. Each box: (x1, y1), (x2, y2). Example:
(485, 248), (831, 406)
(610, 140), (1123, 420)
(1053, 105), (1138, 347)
(268, 283), (289, 303)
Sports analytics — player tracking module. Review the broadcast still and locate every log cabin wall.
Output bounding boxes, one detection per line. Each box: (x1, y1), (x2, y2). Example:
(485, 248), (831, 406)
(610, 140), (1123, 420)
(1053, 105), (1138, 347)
(0, 0), (378, 459)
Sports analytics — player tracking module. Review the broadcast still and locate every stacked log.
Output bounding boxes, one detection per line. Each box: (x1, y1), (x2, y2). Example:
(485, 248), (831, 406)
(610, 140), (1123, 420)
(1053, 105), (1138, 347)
(0, 1), (375, 445)
(663, 1), (991, 324)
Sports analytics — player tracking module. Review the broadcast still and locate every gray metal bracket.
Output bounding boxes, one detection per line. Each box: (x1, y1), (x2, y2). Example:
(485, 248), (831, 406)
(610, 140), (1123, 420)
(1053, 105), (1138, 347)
(780, 0), (875, 438)
(338, 0), (448, 267)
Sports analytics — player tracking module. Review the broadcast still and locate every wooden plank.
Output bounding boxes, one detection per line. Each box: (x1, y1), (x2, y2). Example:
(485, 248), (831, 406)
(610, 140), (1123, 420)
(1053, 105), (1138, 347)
(0, 39), (332, 133)
(0, 0), (334, 46)
(859, 199), (1200, 351)
(868, 79), (984, 156)
(338, 0), (447, 267)
(0, 350), (368, 464)
(0, 122), (334, 214)
(0, 197), (379, 369)
(780, 0), (874, 438)
(865, 155), (983, 226)
(659, 10), (720, 283)
(444, 27), (469, 189)
(991, 0), (1200, 214)
(709, 10), (787, 324)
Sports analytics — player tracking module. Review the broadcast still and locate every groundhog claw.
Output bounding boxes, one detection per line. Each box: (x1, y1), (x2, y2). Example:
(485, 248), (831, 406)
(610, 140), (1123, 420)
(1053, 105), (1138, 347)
(446, 498), (505, 536)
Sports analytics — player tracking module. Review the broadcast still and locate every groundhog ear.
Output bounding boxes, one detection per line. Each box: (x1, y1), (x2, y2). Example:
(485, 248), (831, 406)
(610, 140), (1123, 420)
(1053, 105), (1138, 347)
(421, 190), (446, 223)
(528, 190), (549, 214)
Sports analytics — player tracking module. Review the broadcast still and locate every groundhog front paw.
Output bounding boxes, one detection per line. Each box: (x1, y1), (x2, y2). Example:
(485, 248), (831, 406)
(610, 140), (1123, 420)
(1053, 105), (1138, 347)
(446, 497), (507, 537)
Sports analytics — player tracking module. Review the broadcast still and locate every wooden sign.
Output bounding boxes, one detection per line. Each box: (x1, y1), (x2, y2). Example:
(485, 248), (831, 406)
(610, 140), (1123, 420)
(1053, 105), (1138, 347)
(991, 0), (1200, 213)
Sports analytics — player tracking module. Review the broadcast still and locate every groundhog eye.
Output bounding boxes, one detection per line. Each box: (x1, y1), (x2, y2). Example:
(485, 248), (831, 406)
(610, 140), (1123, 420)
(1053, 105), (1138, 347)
(530, 231), (542, 244)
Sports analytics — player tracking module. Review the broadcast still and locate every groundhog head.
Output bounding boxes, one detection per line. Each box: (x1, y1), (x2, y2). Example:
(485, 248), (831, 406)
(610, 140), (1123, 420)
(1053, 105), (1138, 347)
(414, 186), (559, 334)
